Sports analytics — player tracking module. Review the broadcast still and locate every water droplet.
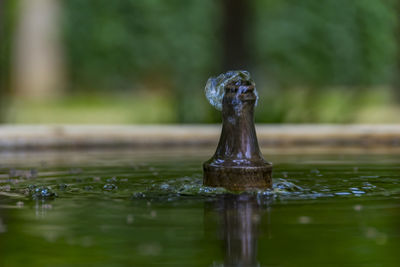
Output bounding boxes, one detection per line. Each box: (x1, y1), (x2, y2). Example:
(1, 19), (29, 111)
(84, 185), (93, 191)
(0, 185), (11, 192)
(103, 184), (117, 191)
(310, 169), (320, 174)
(29, 185), (57, 199)
(132, 192), (146, 198)
(160, 183), (169, 190)
(106, 177), (118, 183)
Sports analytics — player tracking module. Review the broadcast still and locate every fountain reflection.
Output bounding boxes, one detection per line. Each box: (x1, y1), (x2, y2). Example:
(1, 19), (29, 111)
(205, 194), (271, 267)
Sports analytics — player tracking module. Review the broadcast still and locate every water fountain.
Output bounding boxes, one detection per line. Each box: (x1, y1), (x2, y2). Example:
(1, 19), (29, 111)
(203, 71), (272, 191)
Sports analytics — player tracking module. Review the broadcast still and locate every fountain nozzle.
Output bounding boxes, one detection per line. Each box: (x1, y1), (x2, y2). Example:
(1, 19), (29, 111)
(203, 80), (272, 191)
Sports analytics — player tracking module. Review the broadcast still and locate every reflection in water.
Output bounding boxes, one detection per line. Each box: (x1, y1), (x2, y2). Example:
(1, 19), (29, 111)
(206, 194), (271, 267)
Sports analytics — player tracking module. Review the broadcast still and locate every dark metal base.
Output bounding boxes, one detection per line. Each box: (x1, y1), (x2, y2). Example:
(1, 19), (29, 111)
(203, 164), (272, 191)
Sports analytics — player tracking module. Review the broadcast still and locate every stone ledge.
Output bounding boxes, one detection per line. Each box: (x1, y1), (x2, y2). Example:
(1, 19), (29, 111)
(0, 124), (400, 150)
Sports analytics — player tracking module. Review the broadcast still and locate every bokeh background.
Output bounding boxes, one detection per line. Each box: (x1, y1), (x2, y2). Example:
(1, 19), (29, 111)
(1, 0), (399, 124)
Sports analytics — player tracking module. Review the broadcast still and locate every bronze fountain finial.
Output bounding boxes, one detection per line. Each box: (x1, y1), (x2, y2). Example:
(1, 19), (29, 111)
(203, 71), (272, 191)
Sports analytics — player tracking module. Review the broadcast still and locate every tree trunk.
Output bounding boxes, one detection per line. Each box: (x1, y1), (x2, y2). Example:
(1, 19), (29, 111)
(0, 0), (8, 122)
(395, 1), (400, 102)
(221, 0), (251, 70)
(12, 0), (64, 100)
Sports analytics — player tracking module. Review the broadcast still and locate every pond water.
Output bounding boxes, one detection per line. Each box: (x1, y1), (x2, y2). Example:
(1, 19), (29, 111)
(0, 149), (399, 266)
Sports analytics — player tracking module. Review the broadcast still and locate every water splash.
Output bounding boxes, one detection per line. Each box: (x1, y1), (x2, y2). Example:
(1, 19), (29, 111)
(205, 70), (259, 110)
(131, 177), (309, 202)
(28, 185), (58, 200)
(0, 158), (398, 203)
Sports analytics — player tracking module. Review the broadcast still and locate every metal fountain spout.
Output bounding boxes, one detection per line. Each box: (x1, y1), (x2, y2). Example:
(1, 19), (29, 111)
(203, 71), (272, 191)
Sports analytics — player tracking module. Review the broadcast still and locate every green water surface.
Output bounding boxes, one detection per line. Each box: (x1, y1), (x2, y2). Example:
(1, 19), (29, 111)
(0, 149), (399, 267)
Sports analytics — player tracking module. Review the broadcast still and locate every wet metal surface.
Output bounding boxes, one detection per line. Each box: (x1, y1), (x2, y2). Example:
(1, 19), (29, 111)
(203, 78), (272, 190)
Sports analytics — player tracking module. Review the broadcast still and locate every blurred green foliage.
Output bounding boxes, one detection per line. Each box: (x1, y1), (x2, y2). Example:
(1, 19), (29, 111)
(0, 0), (19, 122)
(252, 0), (397, 87)
(61, 0), (398, 123)
(251, 0), (398, 123)
(2, 0), (398, 123)
(62, 0), (221, 122)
